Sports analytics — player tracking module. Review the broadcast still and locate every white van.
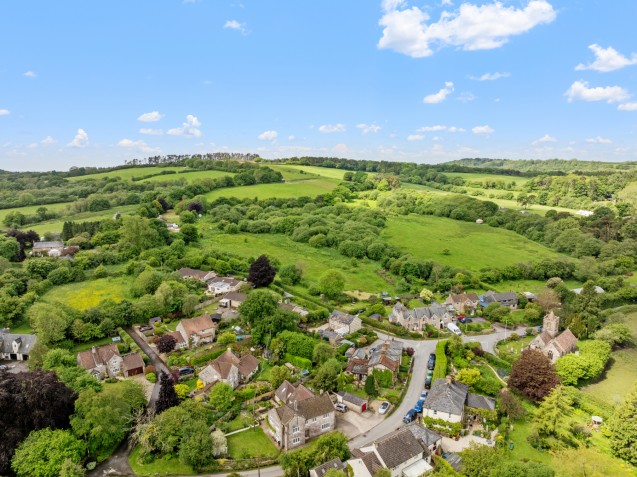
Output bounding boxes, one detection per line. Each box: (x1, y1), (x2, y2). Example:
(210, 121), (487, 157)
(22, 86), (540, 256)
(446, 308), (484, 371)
(447, 322), (462, 336)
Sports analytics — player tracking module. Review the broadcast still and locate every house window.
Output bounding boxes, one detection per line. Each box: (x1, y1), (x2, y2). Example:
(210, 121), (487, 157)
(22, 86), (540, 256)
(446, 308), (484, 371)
(323, 413), (330, 419)
(548, 350), (554, 361)
(310, 418), (317, 423)
(292, 437), (301, 444)
(321, 423), (331, 430)
(292, 426), (300, 434)
(433, 410), (437, 415)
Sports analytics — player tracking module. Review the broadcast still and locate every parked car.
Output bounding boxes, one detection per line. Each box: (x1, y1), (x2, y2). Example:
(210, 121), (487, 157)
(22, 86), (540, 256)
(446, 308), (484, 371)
(178, 367), (195, 377)
(403, 409), (418, 424)
(334, 403), (347, 413)
(420, 390), (428, 399)
(414, 399), (425, 413)
(459, 317), (473, 324)
(379, 401), (390, 415)
(425, 370), (434, 389)
(427, 354), (436, 370)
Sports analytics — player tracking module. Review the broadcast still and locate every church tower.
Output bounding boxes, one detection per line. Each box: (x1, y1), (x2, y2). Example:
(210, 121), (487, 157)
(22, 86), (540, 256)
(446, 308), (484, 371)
(543, 310), (560, 338)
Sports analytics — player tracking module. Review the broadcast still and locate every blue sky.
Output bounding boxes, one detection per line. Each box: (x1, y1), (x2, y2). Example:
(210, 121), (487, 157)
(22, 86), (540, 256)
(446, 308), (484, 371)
(1, 0), (636, 171)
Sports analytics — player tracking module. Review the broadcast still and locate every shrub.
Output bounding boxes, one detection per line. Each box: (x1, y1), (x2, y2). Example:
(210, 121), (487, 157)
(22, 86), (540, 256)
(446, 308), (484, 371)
(146, 372), (157, 383)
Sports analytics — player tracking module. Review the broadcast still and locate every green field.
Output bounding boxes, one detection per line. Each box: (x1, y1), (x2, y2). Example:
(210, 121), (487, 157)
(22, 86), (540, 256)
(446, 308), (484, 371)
(583, 310), (637, 405)
(140, 169), (235, 183)
(203, 178), (340, 201)
(0, 201), (75, 224)
(269, 165), (324, 181)
(444, 172), (531, 188)
(382, 215), (564, 272)
(200, 230), (397, 293)
(67, 166), (186, 182)
(269, 164), (349, 180)
(29, 204), (140, 235)
(42, 275), (133, 310)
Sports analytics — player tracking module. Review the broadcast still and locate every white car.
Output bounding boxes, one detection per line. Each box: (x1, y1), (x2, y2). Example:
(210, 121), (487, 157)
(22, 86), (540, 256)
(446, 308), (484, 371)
(378, 401), (390, 415)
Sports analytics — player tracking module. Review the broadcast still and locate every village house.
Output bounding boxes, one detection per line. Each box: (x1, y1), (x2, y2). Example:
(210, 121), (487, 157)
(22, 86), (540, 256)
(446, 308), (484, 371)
(176, 314), (216, 347)
(207, 277), (243, 296)
(30, 240), (65, 257)
(198, 348), (260, 389)
(405, 422), (443, 464)
(274, 380), (315, 405)
(309, 458), (348, 477)
(328, 310), (362, 336)
(121, 352), (145, 377)
(177, 267), (216, 283)
(445, 293), (480, 314)
(389, 302), (452, 332)
(529, 311), (578, 364)
(346, 340), (403, 383)
(219, 291), (247, 309)
(279, 302), (309, 317)
(164, 330), (188, 350)
(268, 382), (336, 450)
(76, 344), (123, 379)
(422, 376), (496, 425)
(479, 291), (518, 309)
(0, 330), (37, 361)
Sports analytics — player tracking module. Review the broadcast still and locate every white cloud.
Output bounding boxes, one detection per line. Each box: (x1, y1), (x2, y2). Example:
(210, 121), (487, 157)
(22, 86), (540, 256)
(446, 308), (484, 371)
(532, 134), (556, 145)
(469, 72), (509, 81)
(378, 0), (556, 58)
(565, 80), (630, 103)
(319, 123), (346, 133)
(0, 109), (10, 116)
(258, 130), (278, 141)
(224, 20), (248, 34)
(332, 143), (349, 154)
(618, 102), (637, 111)
(137, 111), (164, 122)
(67, 128), (89, 148)
(575, 44), (637, 73)
(23, 70), (37, 78)
(140, 128), (164, 135)
(357, 123), (382, 134)
(407, 134), (425, 141)
(118, 138), (160, 153)
(167, 115), (202, 137)
(472, 125), (494, 135)
(40, 136), (56, 145)
(586, 136), (612, 144)
(417, 125), (465, 132)
(423, 81), (454, 104)
(447, 126), (466, 133)
(288, 135), (296, 141)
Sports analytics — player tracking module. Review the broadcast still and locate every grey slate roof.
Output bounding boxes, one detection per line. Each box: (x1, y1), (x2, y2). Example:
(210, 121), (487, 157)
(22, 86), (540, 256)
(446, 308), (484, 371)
(373, 427), (425, 470)
(310, 458), (346, 477)
(405, 422), (443, 448)
(423, 379), (468, 415)
(466, 393), (496, 412)
(0, 333), (37, 355)
(337, 391), (367, 406)
(329, 310), (356, 326)
(32, 241), (64, 250)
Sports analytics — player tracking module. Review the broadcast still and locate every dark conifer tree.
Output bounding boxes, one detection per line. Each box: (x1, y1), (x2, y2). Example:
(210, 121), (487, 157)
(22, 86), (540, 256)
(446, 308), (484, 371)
(155, 372), (179, 414)
(247, 255), (276, 287)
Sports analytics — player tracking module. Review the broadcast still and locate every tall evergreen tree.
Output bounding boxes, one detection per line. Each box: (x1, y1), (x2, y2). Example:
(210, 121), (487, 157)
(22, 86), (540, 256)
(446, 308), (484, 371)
(247, 255), (276, 287)
(609, 383), (637, 465)
(155, 372), (179, 414)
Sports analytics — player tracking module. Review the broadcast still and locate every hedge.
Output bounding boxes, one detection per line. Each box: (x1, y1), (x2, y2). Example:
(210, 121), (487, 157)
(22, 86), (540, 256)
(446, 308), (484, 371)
(191, 347), (227, 367)
(483, 352), (512, 372)
(284, 353), (312, 370)
(432, 340), (448, 382)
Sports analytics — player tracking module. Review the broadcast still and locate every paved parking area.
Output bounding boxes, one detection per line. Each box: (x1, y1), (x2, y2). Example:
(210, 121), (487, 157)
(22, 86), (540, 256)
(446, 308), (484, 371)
(0, 360), (28, 373)
(335, 405), (385, 439)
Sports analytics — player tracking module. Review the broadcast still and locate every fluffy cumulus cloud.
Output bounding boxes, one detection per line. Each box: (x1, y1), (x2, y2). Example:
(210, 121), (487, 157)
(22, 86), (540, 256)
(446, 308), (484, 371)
(532, 134), (556, 145)
(140, 128), (164, 135)
(117, 138), (160, 153)
(575, 44), (637, 73)
(586, 136), (612, 144)
(137, 111), (164, 122)
(469, 71), (510, 81)
(618, 102), (637, 111)
(417, 125), (465, 132)
(565, 80), (630, 103)
(407, 134), (425, 141)
(258, 130), (278, 141)
(423, 81), (454, 104)
(357, 123), (382, 134)
(378, 0), (556, 58)
(319, 123), (346, 133)
(472, 125), (494, 135)
(167, 115), (202, 137)
(0, 109), (10, 116)
(23, 70), (36, 78)
(67, 128), (89, 148)
(40, 136), (56, 145)
(224, 20), (248, 34)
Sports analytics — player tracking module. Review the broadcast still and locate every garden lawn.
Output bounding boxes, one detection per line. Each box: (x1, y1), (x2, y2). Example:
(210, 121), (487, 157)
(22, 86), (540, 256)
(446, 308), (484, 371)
(42, 275), (133, 310)
(505, 418), (552, 465)
(129, 446), (197, 476)
(72, 336), (116, 353)
(140, 169), (235, 183)
(67, 166), (186, 182)
(203, 178), (340, 201)
(382, 215), (565, 272)
(9, 320), (33, 334)
(583, 310), (637, 405)
(496, 336), (533, 357)
(226, 427), (279, 459)
(200, 231), (397, 294)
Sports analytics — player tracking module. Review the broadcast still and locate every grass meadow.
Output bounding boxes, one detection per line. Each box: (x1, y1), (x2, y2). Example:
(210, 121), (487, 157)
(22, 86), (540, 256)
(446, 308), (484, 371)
(0, 201), (75, 225)
(269, 164), (349, 180)
(444, 172), (531, 188)
(67, 166), (186, 182)
(382, 215), (563, 272)
(29, 204), (140, 235)
(140, 169), (235, 183)
(203, 177), (340, 202)
(42, 275), (133, 310)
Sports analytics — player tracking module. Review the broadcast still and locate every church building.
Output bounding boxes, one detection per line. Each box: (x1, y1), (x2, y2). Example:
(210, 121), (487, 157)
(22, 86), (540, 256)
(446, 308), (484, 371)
(528, 311), (578, 364)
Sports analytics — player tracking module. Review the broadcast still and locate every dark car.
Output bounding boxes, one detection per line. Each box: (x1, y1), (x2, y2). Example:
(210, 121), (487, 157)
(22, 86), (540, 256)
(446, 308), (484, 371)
(425, 370), (433, 389)
(178, 367), (195, 376)
(414, 399), (425, 413)
(403, 409), (418, 424)
(427, 353), (436, 370)
(459, 317), (473, 324)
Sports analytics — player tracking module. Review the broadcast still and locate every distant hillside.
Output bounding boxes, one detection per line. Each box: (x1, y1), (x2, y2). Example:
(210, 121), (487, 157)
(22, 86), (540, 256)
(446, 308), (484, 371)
(444, 158), (637, 174)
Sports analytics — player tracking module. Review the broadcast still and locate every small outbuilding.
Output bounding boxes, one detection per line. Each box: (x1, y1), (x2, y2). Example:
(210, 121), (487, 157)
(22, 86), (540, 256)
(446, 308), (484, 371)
(336, 390), (368, 413)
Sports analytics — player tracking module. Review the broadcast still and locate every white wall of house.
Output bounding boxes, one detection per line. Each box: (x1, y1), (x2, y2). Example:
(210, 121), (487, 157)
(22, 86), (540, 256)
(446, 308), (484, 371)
(422, 408), (462, 423)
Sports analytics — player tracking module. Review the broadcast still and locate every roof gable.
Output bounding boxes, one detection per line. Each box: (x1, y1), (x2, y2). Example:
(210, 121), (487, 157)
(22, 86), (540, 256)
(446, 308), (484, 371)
(423, 379), (468, 415)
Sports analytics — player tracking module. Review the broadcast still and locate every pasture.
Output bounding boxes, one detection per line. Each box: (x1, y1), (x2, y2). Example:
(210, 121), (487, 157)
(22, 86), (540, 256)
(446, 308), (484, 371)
(200, 230), (397, 294)
(140, 169), (234, 183)
(382, 215), (563, 272)
(203, 177), (340, 201)
(0, 201), (74, 225)
(444, 172), (531, 188)
(67, 166), (186, 182)
(29, 204), (140, 235)
(42, 275), (133, 310)
(269, 164), (349, 180)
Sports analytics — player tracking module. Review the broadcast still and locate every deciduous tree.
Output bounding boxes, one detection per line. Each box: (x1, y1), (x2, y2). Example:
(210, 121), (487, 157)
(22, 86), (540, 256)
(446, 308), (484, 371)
(318, 270), (345, 299)
(508, 349), (560, 402)
(609, 383), (637, 465)
(10, 429), (85, 477)
(157, 334), (177, 354)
